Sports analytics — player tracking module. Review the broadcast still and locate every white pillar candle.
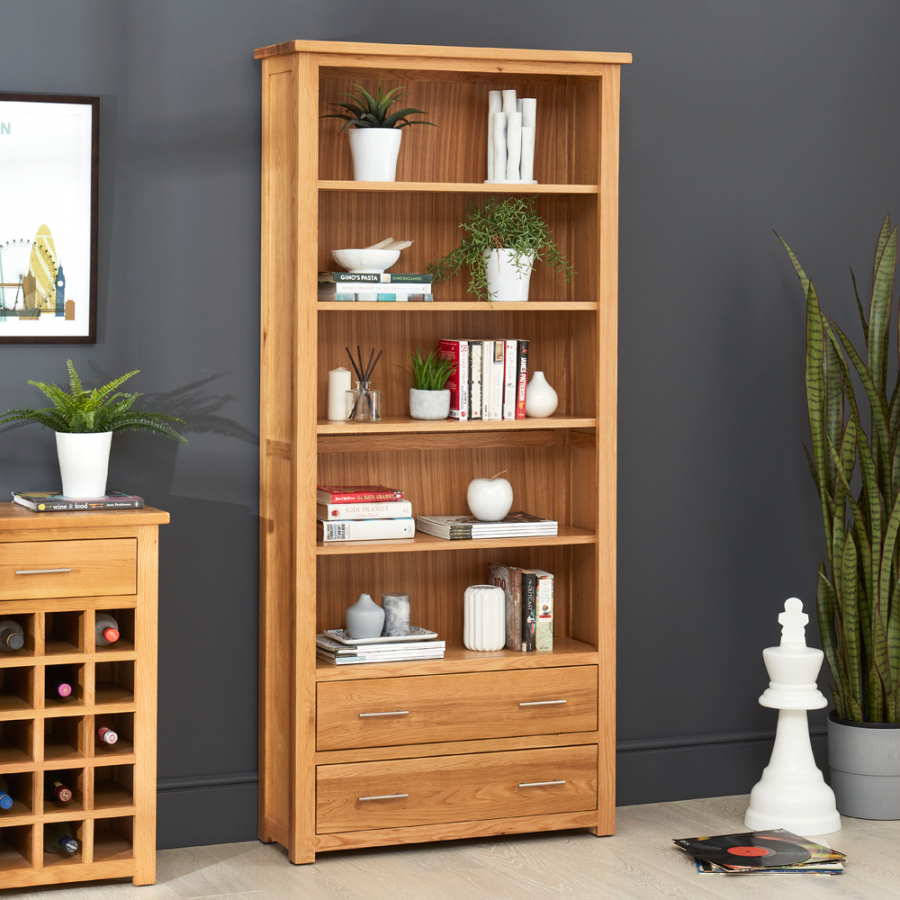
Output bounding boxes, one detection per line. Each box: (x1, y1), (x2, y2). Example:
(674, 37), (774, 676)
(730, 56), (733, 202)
(520, 126), (535, 182)
(501, 89), (517, 114)
(327, 367), (352, 421)
(492, 112), (507, 184)
(506, 112), (522, 181)
(487, 91), (501, 181)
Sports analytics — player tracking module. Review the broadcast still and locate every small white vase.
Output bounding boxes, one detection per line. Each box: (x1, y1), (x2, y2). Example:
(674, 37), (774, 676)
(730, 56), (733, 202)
(56, 431), (113, 498)
(484, 249), (535, 302)
(464, 585), (506, 651)
(525, 371), (558, 418)
(348, 128), (402, 182)
(345, 593), (385, 640)
(409, 388), (451, 420)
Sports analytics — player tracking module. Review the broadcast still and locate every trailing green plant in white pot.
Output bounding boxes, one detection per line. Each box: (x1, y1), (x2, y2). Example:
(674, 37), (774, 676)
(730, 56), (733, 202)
(321, 81), (435, 182)
(782, 215), (900, 819)
(0, 360), (187, 498)
(397, 348), (456, 420)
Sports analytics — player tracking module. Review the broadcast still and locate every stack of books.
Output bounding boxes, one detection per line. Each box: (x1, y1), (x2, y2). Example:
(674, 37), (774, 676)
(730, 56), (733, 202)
(316, 630), (445, 665)
(488, 563), (554, 652)
(11, 491), (145, 512)
(438, 339), (529, 421)
(415, 512), (557, 541)
(317, 272), (433, 302)
(316, 485), (415, 543)
(673, 829), (845, 876)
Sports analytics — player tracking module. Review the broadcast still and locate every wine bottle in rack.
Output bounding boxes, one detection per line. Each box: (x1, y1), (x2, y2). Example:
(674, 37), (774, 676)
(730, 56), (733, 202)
(44, 822), (79, 855)
(46, 668), (74, 699)
(95, 613), (120, 646)
(97, 725), (118, 745)
(0, 776), (13, 810)
(0, 619), (24, 652)
(45, 773), (74, 803)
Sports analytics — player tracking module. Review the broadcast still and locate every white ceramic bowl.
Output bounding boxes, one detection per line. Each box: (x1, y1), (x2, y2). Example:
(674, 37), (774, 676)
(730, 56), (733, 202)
(332, 248), (401, 274)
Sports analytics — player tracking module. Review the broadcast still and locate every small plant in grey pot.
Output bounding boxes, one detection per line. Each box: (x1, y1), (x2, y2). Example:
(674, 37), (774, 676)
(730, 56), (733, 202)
(398, 348), (456, 420)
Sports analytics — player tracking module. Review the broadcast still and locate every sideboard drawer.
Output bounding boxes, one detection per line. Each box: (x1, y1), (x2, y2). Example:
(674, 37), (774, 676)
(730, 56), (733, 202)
(0, 539), (138, 600)
(317, 744), (597, 834)
(317, 666), (597, 751)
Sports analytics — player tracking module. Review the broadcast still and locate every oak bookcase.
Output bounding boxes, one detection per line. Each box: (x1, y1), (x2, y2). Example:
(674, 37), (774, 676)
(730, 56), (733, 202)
(0, 504), (167, 890)
(255, 39), (629, 863)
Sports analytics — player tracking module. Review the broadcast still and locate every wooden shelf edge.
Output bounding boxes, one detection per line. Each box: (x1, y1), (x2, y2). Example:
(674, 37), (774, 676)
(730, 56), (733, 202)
(319, 180), (597, 194)
(316, 525), (596, 556)
(317, 415), (596, 436)
(317, 301), (598, 312)
(0, 504), (169, 530)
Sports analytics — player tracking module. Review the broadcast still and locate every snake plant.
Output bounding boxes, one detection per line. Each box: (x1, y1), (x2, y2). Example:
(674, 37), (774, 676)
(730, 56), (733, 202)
(783, 215), (900, 723)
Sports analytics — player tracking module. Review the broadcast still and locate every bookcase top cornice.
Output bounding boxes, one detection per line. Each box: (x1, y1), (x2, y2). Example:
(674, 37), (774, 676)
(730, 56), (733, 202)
(253, 39), (632, 66)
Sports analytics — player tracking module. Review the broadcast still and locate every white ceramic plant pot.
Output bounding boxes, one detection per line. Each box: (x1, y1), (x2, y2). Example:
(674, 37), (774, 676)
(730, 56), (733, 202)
(525, 371), (559, 418)
(348, 128), (402, 182)
(409, 388), (451, 420)
(463, 585), (506, 651)
(484, 249), (535, 302)
(56, 431), (112, 498)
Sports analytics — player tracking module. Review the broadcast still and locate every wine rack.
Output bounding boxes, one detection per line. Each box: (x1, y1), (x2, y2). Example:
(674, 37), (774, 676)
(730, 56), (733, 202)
(0, 505), (167, 889)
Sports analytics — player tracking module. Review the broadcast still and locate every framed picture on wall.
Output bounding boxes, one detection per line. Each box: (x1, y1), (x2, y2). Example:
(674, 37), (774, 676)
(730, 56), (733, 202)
(0, 93), (99, 343)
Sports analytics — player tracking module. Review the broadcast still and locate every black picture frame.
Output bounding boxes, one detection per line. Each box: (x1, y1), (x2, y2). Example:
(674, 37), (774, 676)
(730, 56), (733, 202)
(0, 92), (99, 344)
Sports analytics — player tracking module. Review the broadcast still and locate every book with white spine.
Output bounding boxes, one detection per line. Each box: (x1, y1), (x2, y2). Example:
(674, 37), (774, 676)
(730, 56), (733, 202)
(316, 500), (413, 520)
(503, 338), (517, 419)
(316, 517), (416, 542)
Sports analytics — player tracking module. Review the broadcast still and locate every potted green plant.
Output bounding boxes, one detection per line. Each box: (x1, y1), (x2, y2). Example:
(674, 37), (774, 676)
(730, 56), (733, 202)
(783, 215), (900, 819)
(427, 196), (574, 302)
(0, 360), (187, 498)
(397, 348), (457, 420)
(321, 81), (434, 182)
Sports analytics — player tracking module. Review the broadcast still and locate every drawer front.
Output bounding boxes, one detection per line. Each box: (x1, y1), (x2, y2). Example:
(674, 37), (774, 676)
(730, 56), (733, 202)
(0, 539), (138, 601)
(317, 666), (597, 751)
(317, 744), (598, 834)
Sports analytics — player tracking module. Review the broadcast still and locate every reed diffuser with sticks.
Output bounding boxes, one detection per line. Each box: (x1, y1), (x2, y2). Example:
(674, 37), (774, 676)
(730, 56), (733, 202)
(345, 346), (383, 422)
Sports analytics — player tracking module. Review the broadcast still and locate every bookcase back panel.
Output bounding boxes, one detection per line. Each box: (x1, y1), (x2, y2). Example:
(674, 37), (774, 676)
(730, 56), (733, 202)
(317, 193), (597, 304)
(316, 544), (588, 644)
(316, 309), (590, 420)
(318, 72), (600, 186)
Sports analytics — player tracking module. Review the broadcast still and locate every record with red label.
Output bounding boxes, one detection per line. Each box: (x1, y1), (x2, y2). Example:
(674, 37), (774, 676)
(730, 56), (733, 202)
(673, 831), (812, 869)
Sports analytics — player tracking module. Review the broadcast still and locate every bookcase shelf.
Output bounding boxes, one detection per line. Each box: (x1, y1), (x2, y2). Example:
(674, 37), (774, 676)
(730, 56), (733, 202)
(259, 38), (626, 864)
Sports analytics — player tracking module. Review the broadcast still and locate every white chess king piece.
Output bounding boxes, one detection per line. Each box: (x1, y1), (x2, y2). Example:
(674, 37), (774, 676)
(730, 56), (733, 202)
(744, 598), (841, 834)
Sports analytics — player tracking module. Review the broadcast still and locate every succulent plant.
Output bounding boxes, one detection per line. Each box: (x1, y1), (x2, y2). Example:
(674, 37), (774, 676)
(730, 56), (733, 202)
(321, 81), (435, 131)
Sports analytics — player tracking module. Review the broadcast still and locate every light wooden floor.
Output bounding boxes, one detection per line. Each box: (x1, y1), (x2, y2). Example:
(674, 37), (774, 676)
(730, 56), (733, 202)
(16, 795), (900, 899)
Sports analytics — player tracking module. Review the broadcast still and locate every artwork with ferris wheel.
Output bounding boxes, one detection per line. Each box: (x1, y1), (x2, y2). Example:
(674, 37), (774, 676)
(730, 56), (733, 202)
(0, 93), (98, 343)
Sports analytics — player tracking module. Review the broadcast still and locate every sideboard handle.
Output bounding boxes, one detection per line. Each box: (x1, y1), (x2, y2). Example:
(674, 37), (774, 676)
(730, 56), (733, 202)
(518, 780), (566, 788)
(358, 793), (409, 802)
(358, 710), (409, 718)
(518, 699), (566, 707)
(15, 568), (72, 576)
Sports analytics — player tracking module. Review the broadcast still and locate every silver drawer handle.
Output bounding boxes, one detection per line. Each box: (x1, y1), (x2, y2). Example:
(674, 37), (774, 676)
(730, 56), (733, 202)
(519, 699), (566, 707)
(15, 568), (72, 576)
(359, 793), (408, 802)
(519, 780), (566, 788)
(359, 710), (409, 718)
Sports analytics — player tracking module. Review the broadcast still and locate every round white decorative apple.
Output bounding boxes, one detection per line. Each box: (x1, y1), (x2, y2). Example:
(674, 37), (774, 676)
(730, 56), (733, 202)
(467, 472), (514, 522)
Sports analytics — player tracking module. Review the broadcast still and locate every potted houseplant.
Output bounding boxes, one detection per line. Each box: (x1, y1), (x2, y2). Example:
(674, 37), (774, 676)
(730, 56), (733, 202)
(784, 215), (900, 819)
(397, 348), (456, 420)
(427, 196), (574, 302)
(0, 360), (187, 498)
(321, 81), (434, 182)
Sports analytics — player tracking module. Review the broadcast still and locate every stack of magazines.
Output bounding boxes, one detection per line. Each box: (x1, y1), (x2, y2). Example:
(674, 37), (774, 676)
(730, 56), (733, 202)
(416, 512), (558, 541)
(316, 628), (445, 665)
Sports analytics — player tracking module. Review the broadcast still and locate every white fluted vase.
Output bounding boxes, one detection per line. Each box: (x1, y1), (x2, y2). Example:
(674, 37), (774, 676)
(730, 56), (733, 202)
(463, 585), (506, 651)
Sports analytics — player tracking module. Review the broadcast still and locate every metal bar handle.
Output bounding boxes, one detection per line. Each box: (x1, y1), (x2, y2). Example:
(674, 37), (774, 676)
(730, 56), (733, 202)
(15, 568), (72, 576)
(518, 780), (566, 788)
(358, 793), (409, 802)
(518, 699), (567, 707)
(358, 710), (409, 718)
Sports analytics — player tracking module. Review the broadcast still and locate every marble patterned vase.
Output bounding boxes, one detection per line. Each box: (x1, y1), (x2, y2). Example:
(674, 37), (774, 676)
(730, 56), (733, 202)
(382, 593), (411, 637)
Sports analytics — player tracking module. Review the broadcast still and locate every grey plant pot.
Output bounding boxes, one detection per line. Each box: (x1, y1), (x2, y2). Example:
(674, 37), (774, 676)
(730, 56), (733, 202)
(409, 388), (451, 420)
(827, 711), (900, 819)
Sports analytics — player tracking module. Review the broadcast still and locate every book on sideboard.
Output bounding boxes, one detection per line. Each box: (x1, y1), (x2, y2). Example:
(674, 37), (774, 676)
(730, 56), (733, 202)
(11, 491), (145, 512)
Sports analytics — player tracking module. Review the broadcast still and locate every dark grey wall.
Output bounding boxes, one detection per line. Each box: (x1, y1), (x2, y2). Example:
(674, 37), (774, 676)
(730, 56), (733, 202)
(2, 0), (898, 847)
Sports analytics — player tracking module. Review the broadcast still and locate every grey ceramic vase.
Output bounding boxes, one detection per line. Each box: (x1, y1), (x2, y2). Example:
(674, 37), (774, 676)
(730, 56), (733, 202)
(345, 593), (385, 640)
(827, 711), (900, 819)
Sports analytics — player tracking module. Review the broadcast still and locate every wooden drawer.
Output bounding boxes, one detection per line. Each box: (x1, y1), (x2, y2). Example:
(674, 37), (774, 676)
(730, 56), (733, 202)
(317, 744), (597, 834)
(317, 666), (597, 751)
(0, 539), (138, 601)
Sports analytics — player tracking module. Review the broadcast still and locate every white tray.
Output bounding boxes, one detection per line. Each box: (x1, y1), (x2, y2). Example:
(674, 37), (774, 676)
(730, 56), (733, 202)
(324, 626), (438, 646)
